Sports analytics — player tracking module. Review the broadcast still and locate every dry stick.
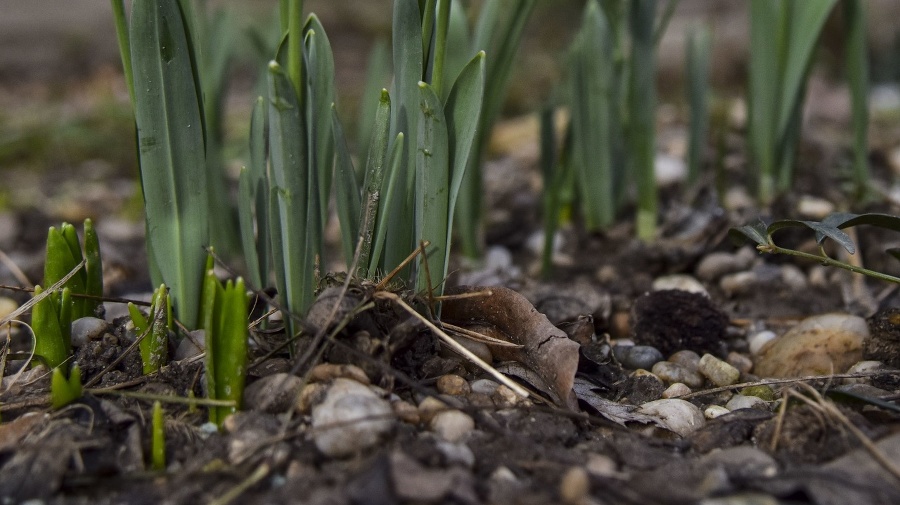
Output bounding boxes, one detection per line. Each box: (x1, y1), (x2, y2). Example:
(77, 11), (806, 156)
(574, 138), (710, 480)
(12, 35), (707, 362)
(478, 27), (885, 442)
(442, 321), (523, 348)
(88, 388), (236, 408)
(0, 259), (85, 328)
(375, 241), (430, 291)
(374, 291), (530, 399)
(675, 370), (899, 400)
(0, 284), (152, 307)
(432, 290), (494, 302)
(793, 383), (900, 482)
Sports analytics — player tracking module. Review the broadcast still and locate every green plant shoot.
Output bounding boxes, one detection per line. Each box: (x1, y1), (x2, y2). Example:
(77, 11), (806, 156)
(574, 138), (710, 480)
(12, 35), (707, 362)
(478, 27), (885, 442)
(129, 284), (171, 375)
(51, 364), (82, 410)
(151, 400), (166, 470)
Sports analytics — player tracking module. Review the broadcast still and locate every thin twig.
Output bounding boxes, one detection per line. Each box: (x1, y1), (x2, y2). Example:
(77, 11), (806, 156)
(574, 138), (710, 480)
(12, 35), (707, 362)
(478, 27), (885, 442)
(442, 322), (523, 348)
(207, 463), (270, 505)
(0, 249), (32, 287)
(374, 291), (530, 399)
(375, 241), (429, 291)
(0, 259), (86, 328)
(432, 289), (494, 302)
(675, 370), (900, 399)
(87, 388), (236, 407)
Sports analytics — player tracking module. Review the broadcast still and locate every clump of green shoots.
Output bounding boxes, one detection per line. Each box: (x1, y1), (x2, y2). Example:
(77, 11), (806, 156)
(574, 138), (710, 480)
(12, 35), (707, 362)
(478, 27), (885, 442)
(549, 0), (676, 243)
(731, 212), (900, 284)
(748, 0), (869, 204)
(32, 220), (103, 370)
(51, 364), (82, 410)
(200, 267), (249, 426)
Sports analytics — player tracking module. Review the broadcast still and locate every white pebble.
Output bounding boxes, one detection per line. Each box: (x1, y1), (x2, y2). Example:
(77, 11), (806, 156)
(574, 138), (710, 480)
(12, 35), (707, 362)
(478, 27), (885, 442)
(312, 378), (395, 457)
(430, 410), (475, 442)
(843, 360), (883, 385)
(704, 405), (731, 419)
(725, 394), (769, 411)
(748, 330), (777, 356)
(652, 274), (708, 296)
(638, 399), (705, 437)
(662, 383), (692, 398)
(470, 379), (501, 396)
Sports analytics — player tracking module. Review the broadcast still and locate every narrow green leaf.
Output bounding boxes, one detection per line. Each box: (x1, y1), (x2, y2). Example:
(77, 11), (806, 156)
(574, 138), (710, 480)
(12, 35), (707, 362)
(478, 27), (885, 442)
(686, 26), (711, 184)
(213, 278), (248, 423)
(443, 52), (485, 274)
(304, 15), (336, 241)
(843, 0), (870, 200)
(151, 401), (166, 470)
(357, 90), (393, 276)
(357, 39), (390, 165)
(415, 82), (450, 293)
(369, 133), (406, 274)
(332, 105), (361, 264)
(130, 0), (209, 329)
(51, 365), (82, 410)
(629, 0), (659, 241)
(238, 96), (269, 290)
(83, 219), (103, 315)
(31, 285), (68, 370)
(110, 0), (135, 104)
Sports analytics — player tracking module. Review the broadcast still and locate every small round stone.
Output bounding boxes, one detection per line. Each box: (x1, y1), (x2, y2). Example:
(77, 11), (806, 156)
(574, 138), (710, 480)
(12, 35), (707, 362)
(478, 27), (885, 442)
(704, 405), (730, 419)
(726, 351), (754, 375)
(843, 360), (883, 385)
(492, 384), (523, 408)
(470, 378), (500, 396)
(417, 396), (449, 424)
(392, 400), (420, 424)
(739, 385), (775, 402)
(311, 379), (395, 458)
(309, 363), (370, 385)
(71, 317), (110, 348)
(243, 373), (303, 414)
(430, 410), (474, 442)
(725, 394), (769, 411)
(669, 350), (701, 371)
(651, 274), (708, 296)
(436, 374), (471, 396)
(748, 330), (777, 356)
(662, 382), (691, 398)
(559, 466), (590, 505)
(614, 345), (664, 370)
(698, 353), (741, 387)
(652, 361), (705, 388)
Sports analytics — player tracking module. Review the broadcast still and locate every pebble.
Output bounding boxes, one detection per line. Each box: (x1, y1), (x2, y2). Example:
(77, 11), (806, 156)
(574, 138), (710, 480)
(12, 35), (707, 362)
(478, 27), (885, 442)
(725, 394), (769, 411)
(470, 378), (501, 396)
(492, 384), (524, 408)
(843, 360), (883, 385)
(754, 313), (869, 377)
(704, 405), (731, 419)
(0, 297), (18, 321)
(585, 453), (618, 478)
(739, 385), (775, 401)
(655, 153), (687, 186)
(311, 378), (395, 458)
(638, 399), (705, 437)
(559, 466), (590, 504)
(669, 350), (701, 371)
(652, 361), (705, 389)
(651, 274), (708, 296)
(726, 352), (754, 375)
(779, 264), (808, 291)
(662, 382), (692, 398)
(309, 363), (370, 385)
(719, 271), (758, 297)
(699, 493), (779, 505)
(70, 317), (110, 348)
(797, 195), (835, 219)
(430, 410), (475, 442)
(614, 345), (664, 370)
(437, 374), (471, 396)
(243, 373), (303, 414)
(295, 383), (328, 414)
(391, 399), (421, 424)
(747, 330), (777, 356)
(417, 396), (449, 424)
(695, 248), (756, 282)
(435, 440), (476, 468)
(698, 354), (740, 387)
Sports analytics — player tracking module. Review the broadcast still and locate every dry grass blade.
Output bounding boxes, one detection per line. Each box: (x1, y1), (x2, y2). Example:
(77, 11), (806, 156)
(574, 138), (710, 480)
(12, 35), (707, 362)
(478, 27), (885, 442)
(0, 259), (85, 328)
(375, 240), (429, 290)
(373, 290), (529, 399)
(442, 321), (523, 348)
(675, 370), (899, 399)
(0, 248), (31, 287)
(208, 463), (270, 505)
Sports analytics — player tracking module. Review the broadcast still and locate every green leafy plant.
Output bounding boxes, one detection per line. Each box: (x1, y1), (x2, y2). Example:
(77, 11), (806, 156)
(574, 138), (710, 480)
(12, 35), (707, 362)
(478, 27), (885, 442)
(731, 212), (900, 284)
(558, 0), (674, 242)
(128, 284), (172, 375)
(333, 0), (486, 300)
(32, 220), (103, 370)
(748, 0), (869, 204)
(200, 269), (249, 426)
(151, 400), (166, 470)
(51, 364), (82, 410)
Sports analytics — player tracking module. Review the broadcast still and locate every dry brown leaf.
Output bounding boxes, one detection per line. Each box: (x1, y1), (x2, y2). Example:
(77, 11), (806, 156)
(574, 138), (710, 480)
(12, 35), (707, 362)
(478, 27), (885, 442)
(442, 286), (580, 410)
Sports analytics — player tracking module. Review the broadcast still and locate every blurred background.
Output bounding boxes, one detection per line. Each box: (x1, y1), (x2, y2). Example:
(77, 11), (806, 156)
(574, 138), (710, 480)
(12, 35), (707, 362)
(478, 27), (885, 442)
(3, 0), (900, 219)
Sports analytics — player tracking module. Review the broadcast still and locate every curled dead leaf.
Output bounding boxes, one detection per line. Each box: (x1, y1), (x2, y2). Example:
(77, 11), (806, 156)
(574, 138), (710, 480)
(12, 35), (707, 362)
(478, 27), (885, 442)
(442, 286), (581, 410)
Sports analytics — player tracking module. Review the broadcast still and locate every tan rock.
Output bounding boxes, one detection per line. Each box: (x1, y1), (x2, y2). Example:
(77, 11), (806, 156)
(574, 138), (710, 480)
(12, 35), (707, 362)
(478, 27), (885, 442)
(754, 313), (869, 378)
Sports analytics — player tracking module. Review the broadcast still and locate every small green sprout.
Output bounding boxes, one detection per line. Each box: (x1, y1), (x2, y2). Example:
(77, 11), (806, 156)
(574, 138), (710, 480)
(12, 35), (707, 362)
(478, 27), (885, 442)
(51, 364), (82, 410)
(151, 400), (166, 470)
(128, 284), (171, 375)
